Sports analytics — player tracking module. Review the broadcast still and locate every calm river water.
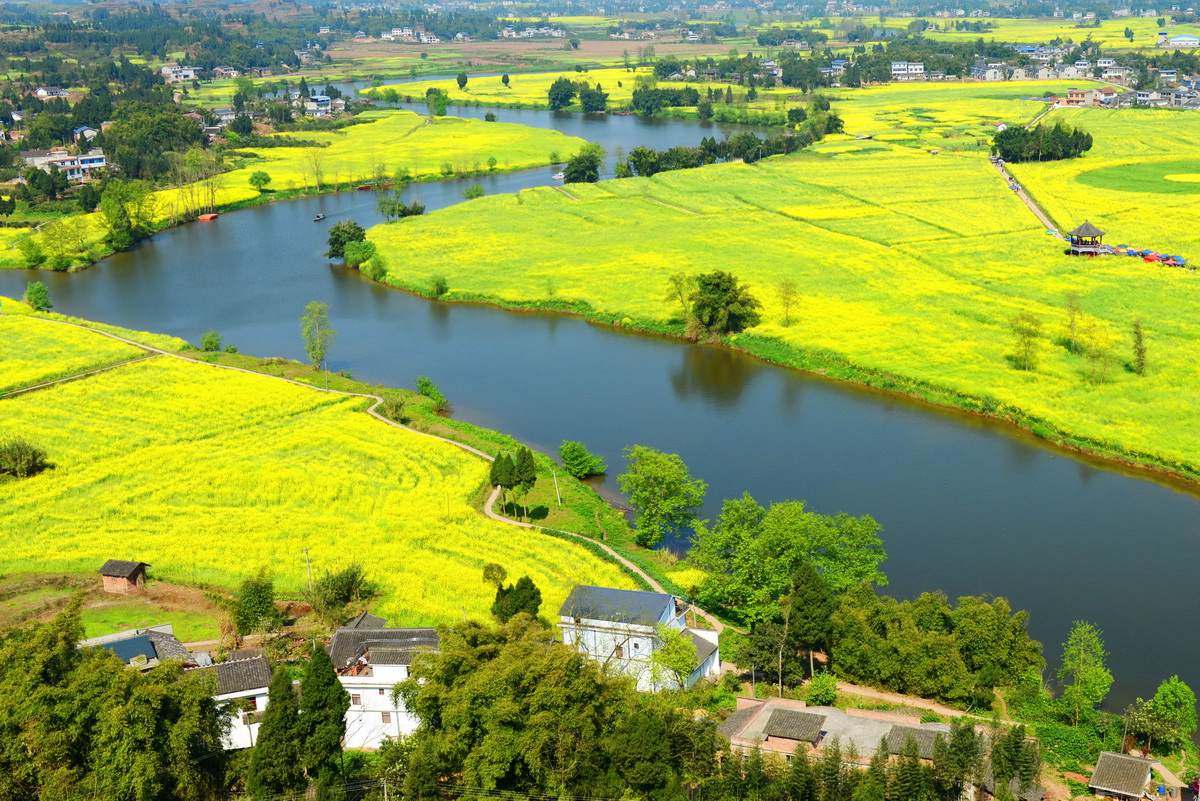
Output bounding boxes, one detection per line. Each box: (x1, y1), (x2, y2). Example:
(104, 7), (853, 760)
(2, 100), (1197, 712)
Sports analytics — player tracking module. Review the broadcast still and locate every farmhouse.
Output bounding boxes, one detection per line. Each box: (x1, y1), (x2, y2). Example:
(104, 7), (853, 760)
(1089, 752), (1156, 800)
(187, 653), (273, 749)
(80, 624), (191, 670)
(558, 585), (720, 691)
(98, 559), (149, 593)
(328, 620), (439, 748)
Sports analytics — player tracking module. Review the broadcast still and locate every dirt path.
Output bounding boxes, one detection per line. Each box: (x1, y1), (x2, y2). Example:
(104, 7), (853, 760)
(836, 680), (997, 723)
(2, 352), (163, 397)
(552, 185), (579, 200)
(14, 315), (728, 626)
(644, 196), (703, 217)
(990, 160), (1062, 235)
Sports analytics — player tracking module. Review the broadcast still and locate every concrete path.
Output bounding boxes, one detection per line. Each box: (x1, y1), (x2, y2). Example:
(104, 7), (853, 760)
(990, 160), (1062, 236)
(11, 315), (728, 626)
(2, 353), (162, 397)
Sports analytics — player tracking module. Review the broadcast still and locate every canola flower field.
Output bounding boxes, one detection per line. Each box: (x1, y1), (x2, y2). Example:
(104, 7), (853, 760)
(367, 136), (1200, 477)
(0, 315), (145, 394)
(0, 319), (634, 624)
(367, 67), (652, 109)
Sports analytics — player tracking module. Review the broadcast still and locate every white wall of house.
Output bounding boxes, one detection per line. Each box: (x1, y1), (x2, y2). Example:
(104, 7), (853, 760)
(339, 664), (421, 749)
(216, 688), (270, 750)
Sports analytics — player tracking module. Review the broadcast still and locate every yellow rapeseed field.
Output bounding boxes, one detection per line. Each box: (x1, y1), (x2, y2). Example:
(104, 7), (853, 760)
(368, 138), (1200, 475)
(0, 316), (145, 393)
(0, 323), (634, 624)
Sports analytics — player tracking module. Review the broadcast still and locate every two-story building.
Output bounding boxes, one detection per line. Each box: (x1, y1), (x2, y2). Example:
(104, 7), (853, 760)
(328, 615), (439, 749)
(22, 148), (107, 182)
(161, 65), (200, 83)
(890, 61), (925, 80)
(558, 585), (720, 692)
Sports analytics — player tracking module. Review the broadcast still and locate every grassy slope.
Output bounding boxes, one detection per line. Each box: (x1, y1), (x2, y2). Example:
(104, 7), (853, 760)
(364, 91), (1200, 480)
(0, 315), (635, 625)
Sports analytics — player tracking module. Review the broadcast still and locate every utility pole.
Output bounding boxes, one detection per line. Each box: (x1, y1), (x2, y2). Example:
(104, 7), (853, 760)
(552, 467), (562, 506)
(304, 548), (313, 592)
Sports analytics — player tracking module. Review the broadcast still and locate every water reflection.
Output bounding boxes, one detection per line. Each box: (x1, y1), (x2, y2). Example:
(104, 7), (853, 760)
(669, 344), (761, 408)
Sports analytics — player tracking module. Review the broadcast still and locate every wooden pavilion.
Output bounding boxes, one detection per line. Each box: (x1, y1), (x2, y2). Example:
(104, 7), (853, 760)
(1067, 221), (1106, 256)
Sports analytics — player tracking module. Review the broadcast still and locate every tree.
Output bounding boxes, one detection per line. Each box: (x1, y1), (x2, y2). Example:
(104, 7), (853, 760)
(22, 280), (50, 311)
(326, 219), (366, 258)
(1057, 621), (1113, 726)
(456, 72), (468, 90)
(777, 278), (800, 326)
(75, 184), (101, 213)
(501, 73), (510, 88)
(343, 240), (377, 270)
(547, 77), (577, 110)
(249, 170), (272, 193)
(690, 271), (762, 336)
(579, 84), (609, 112)
(697, 100), (714, 120)
(650, 624), (698, 690)
(300, 301), (337, 369)
(1148, 675), (1198, 748)
(563, 143), (605, 184)
(1131, 317), (1147, 376)
(463, 184), (484, 200)
(1009, 312), (1043, 371)
(491, 453), (516, 511)
(665, 272), (696, 322)
(248, 667), (305, 798)
(559, 440), (606, 478)
(306, 564), (374, 626)
(233, 571), (282, 636)
(230, 114), (254, 135)
(299, 643), (351, 784)
(617, 445), (707, 548)
(1064, 290), (1083, 352)
(1079, 319), (1114, 384)
(791, 560), (834, 678)
(482, 563), (508, 589)
(492, 576), (543, 623)
(807, 670), (839, 705)
(200, 330), (223, 352)
(512, 447), (537, 519)
(1126, 698), (1172, 754)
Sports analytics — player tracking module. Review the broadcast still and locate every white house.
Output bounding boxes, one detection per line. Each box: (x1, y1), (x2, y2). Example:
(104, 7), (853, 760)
(186, 654), (273, 750)
(21, 147), (107, 182)
(890, 61), (925, 80)
(161, 65), (200, 83)
(1097, 57), (1116, 67)
(1169, 34), (1200, 47)
(328, 615), (439, 749)
(558, 585), (720, 692)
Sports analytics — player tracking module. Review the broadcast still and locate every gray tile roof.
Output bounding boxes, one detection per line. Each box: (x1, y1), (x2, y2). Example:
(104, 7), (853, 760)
(345, 612), (387, 629)
(188, 655), (272, 696)
(1090, 752), (1154, 799)
(763, 709), (826, 743)
(558, 585), (675, 627)
(144, 629), (190, 661)
(327, 627), (438, 669)
(887, 725), (947, 760)
(99, 559), (148, 578)
(717, 705), (762, 738)
(686, 629), (718, 664)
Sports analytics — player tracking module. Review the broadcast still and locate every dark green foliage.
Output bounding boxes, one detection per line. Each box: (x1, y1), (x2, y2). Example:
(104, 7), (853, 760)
(558, 439), (607, 478)
(305, 564), (375, 627)
(547, 77), (577, 110)
(492, 575), (543, 623)
(248, 169), (271, 192)
(23, 280), (51, 311)
(232, 571), (282, 636)
(299, 643), (351, 783)
(326, 219), (366, 258)
(579, 84), (608, 113)
(830, 585), (1043, 706)
(482, 562), (508, 588)
(563, 143), (605, 184)
(618, 444), (707, 548)
(429, 274), (449, 296)
(200, 330), (222, 352)
(248, 667), (305, 798)
(231, 114), (254, 136)
(0, 603), (228, 800)
(791, 559), (834, 674)
(456, 72), (468, 90)
(1131, 317), (1147, 376)
(690, 270), (762, 336)
(74, 183), (101, 213)
(415, 375), (449, 411)
(0, 436), (49, 479)
(993, 122), (1093, 163)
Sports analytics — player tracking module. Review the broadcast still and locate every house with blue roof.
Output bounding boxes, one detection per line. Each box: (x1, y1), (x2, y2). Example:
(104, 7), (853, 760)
(558, 585), (720, 691)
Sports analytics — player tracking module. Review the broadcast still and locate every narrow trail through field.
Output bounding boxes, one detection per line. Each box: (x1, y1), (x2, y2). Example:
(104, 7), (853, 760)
(2, 350), (163, 398)
(8, 315), (735, 630)
(551, 185), (579, 200)
(644, 196), (703, 217)
(990, 160), (1062, 235)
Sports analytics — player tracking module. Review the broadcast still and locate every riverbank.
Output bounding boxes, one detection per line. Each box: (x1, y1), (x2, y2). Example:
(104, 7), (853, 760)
(361, 141), (1200, 489)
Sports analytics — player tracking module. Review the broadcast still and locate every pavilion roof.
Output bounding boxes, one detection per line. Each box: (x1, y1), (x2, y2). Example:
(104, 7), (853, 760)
(1068, 221), (1105, 238)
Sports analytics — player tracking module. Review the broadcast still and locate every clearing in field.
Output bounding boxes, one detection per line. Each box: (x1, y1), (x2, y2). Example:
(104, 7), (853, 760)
(366, 136), (1200, 476)
(0, 318), (635, 625)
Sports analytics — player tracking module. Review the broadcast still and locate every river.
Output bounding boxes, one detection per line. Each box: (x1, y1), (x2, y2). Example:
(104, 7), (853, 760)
(2, 102), (1198, 713)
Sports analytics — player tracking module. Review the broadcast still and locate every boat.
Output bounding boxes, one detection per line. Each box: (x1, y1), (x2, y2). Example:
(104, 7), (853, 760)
(198, 213), (218, 221)
(313, 213), (326, 222)
(552, 172), (565, 180)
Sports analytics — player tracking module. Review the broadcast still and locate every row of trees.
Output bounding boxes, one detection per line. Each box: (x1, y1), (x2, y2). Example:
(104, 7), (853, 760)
(993, 122), (1094, 163)
(1009, 291), (1149, 382)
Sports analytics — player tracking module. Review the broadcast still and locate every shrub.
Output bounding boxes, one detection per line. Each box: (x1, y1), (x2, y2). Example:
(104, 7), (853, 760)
(415, 375), (449, 412)
(806, 670), (838, 706)
(342, 240), (377, 270)
(0, 436), (49, 479)
(23, 280), (50, 311)
(17, 238), (44, 267)
(232, 572), (283, 636)
(223, 345), (239, 354)
(377, 394), (407, 423)
(430, 275), (449, 297)
(305, 563), (376, 627)
(360, 255), (388, 282)
(200, 330), (223, 352)
(463, 185), (484, 200)
(558, 440), (607, 478)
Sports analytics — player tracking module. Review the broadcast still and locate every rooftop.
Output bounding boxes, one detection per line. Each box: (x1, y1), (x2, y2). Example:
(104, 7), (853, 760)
(344, 611), (387, 629)
(559, 585), (676, 627)
(887, 724), (948, 760)
(328, 626), (438, 670)
(99, 559), (148, 578)
(187, 654), (272, 696)
(764, 708), (826, 743)
(1090, 752), (1155, 799)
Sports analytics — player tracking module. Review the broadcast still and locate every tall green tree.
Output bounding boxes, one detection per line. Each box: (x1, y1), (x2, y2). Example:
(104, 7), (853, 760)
(1057, 621), (1113, 726)
(22, 280), (51, 311)
(492, 576), (543, 623)
(617, 444), (707, 548)
(1148, 675), (1198, 748)
(300, 301), (337, 369)
(547, 77), (577, 110)
(299, 643), (351, 784)
(456, 72), (468, 90)
(791, 559), (834, 678)
(248, 667), (305, 799)
(513, 447), (538, 520)
(326, 219), (366, 258)
(690, 271), (762, 336)
(233, 571), (282, 636)
(563, 143), (605, 183)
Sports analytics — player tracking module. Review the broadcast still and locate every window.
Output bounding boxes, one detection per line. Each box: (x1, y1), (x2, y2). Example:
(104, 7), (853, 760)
(351, 694), (362, 706)
(378, 688), (386, 695)
(614, 646), (623, 658)
(381, 712), (392, 725)
(632, 642), (640, 651)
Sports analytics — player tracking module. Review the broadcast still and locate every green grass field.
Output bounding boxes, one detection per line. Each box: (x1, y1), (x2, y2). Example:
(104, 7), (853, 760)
(365, 107), (1200, 479)
(0, 316), (635, 625)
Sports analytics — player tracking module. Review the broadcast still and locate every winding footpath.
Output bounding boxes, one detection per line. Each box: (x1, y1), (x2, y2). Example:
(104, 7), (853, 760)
(4, 313), (733, 630)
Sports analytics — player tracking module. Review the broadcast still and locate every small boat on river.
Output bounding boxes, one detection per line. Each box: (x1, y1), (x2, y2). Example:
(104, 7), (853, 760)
(552, 172), (565, 180)
(313, 213), (326, 222)
(198, 213), (219, 221)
